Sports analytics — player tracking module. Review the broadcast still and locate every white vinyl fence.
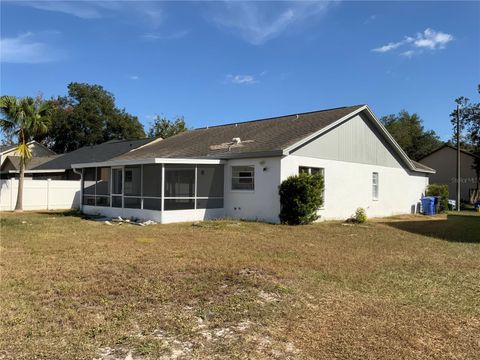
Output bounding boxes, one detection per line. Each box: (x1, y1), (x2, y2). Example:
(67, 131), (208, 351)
(0, 179), (81, 211)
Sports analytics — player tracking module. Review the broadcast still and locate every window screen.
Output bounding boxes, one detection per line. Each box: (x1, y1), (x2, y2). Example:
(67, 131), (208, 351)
(83, 168), (96, 195)
(232, 166), (254, 190)
(142, 164), (162, 197)
(165, 165), (195, 197)
(96, 167), (110, 195)
(164, 199), (195, 210)
(124, 166), (141, 196)
(197, 165), (224, 197)
(124, 197), (141, 209)
(112, 168), (123, 195)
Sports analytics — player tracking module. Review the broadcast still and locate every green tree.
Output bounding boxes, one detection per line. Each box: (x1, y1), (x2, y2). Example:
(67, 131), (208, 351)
(450, 84), (480, 190)
(0, 96), (52, 211)
(147, 115), (187, 139)
(37, 83), (145, 153)
(380, 110), (442, 161)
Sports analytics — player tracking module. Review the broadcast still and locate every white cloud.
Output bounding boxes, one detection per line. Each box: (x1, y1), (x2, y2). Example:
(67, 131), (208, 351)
(372, 41), (403, 53)
(129, 75), (140, 80)
(141, 30), (189, 41)
(15, 1), (164, 27)
(209, 1), (334, 45)
(0, 32), (65, 64)
(364, 15), (376, 24)
(226, 74), (257, 85)
(414, 28), (453, 50)
(400, 50), (415, 58)
(372, 28), (453, 57)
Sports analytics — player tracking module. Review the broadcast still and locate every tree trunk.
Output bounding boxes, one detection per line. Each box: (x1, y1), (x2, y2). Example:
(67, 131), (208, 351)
(14, 160), (24, 212)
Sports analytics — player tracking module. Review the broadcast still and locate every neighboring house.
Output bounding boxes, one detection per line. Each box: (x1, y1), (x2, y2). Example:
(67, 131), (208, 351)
(419, 144), (479, 202)
(0, 140), (56, 166)
(0, 139), (156, 180)
(72, 105), (434, 224)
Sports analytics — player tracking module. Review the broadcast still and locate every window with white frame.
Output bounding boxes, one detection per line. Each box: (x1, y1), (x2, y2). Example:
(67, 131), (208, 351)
(299, 166), (325, 207)
(372, 172), (379, 200)
(231, 166), (255, 191)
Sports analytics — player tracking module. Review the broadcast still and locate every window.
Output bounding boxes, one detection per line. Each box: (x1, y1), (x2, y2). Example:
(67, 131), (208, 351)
(372, 172), (379, 200)
(299, 166), (324, 177)
(299, 166), (325, 207)
(232, 166), (254, 191)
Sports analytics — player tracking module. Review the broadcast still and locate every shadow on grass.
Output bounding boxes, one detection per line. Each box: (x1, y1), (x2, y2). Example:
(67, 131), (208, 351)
(34, 210), (87, 218)
(381, 214), (480, 243)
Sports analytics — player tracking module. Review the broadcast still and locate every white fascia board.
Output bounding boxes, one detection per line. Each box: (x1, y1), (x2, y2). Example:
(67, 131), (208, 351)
(72, 157), (225, 168)
(8, 169), (66, 173)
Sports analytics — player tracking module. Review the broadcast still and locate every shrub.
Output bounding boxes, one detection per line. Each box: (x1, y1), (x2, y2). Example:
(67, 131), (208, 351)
(426, 184), (449, 213)
(354, 208), (368, 224)
(278, 172), (324, 225)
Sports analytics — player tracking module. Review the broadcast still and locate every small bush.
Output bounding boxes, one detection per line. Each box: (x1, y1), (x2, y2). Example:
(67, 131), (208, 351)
(354, 207), (368, 223)
(426, 184), (449, 213)
(278, 172), (324, 225)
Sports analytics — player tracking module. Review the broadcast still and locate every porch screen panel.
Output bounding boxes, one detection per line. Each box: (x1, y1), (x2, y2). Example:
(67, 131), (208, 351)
(142, 164), (162, 197)
(124, 166), (141, 196)
(165, 165), (195, 197)
(96, 166), (111, 206)
(83, 168), (96, 195)
(197, 165), (224, 197)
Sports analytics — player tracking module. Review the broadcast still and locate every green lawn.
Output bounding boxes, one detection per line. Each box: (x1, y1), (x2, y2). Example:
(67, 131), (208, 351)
(0, 212), (479, 359)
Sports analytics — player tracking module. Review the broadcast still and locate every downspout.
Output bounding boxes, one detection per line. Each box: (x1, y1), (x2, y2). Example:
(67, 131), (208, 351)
(73, 167), (83, 212)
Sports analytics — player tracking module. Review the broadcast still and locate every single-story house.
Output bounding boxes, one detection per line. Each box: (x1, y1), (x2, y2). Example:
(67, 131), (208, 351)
(72, 105), (434, 224)
(0, 140), (55, 167)
(419, 144), (479, 202)
(0, 139), (155, 180)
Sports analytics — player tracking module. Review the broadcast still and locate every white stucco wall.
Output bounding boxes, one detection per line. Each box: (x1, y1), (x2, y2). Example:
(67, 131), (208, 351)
(223, 157), (282, 223)
(82, 205), (224, 224)
(281, 155), (429, 220)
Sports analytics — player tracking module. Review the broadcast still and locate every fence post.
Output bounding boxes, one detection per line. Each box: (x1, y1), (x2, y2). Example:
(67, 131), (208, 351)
(10, 179), (13, 211)
(47, 178), (51, 210)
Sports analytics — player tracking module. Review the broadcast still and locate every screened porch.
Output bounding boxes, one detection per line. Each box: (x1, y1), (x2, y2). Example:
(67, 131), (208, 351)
(81, 163), (224, 219)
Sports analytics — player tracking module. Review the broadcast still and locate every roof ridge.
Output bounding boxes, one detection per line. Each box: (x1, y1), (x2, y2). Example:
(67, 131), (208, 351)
(194, 104), (365, 130)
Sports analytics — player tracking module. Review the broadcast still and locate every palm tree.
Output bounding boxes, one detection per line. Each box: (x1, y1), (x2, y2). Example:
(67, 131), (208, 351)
(0, 96), (52, 211)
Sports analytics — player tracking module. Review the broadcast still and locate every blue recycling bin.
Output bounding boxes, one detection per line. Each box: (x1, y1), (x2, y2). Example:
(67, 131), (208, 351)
(421, 196), (436, 215)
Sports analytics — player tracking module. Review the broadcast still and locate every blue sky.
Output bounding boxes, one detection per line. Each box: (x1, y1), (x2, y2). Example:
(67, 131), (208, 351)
(1, 1), (479, 141)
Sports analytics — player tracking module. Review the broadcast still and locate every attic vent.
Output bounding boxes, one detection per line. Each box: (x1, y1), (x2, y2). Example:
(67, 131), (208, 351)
(232, 137), (241, 144)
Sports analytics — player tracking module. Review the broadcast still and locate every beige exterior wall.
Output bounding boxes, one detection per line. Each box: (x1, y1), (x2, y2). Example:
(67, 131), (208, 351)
(420, 147), (478, 201)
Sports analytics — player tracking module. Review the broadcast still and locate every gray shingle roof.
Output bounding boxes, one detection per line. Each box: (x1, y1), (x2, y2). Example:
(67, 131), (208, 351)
(0, 144), (17, 153)
(115, 105), (365, 161)
(2, 139), (154, 171)
(3, 155), (62, 171)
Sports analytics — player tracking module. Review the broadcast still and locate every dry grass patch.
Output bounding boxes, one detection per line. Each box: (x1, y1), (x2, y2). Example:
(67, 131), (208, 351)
(0, 211), (479, 359)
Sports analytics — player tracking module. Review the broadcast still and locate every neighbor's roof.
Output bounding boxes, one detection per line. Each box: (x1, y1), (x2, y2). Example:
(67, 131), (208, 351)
(0, 144), (17, 153)
(35, 139), (154, 170)
(2, 155), (62, 171)
(115, 105), (365, 161)
(419, 144), (480, 160)
(2, 139), (154, 172)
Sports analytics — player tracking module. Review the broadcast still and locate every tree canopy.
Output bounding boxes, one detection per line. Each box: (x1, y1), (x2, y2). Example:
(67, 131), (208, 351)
(147, 115), (187, 139)
(450, 84), (480, 187)
(37, 83), (145, 153)
(380, 110), (442, 161)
